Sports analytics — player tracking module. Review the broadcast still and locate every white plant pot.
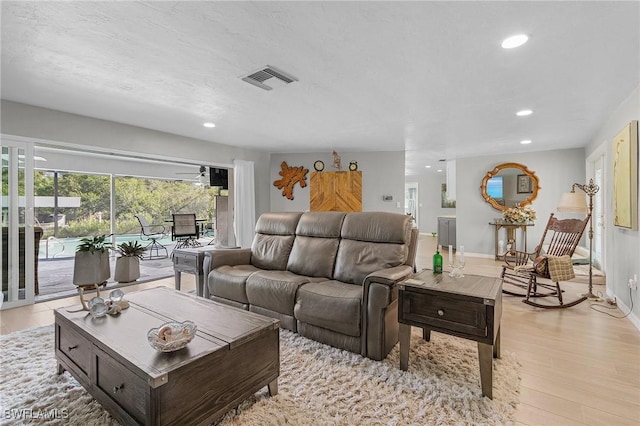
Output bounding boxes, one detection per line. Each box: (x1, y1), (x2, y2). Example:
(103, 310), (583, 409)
(114, 257), (140, 283)
(73, 251), (111, 286)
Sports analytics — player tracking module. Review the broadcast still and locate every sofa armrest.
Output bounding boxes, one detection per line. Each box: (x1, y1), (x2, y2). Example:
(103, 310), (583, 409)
(363, 265), (413, 288)
(361, 265), (413, 360)
(203, 248), (252, 276)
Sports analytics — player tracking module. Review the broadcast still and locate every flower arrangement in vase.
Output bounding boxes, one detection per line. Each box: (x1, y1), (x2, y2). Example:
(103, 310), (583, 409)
(503, 204), (536, 223)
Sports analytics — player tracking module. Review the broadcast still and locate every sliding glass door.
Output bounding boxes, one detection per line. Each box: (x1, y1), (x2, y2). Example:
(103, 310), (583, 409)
(1, 138), (36, 309)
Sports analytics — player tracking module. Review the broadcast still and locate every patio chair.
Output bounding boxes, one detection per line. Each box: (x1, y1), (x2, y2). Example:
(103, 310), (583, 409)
(172, 213), (201, 249)
(501, 212), (590, 309)
(135, 215), (168, 259)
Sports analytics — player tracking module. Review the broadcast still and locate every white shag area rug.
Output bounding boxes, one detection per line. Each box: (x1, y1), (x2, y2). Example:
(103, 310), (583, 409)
(0, 326), (520, 425)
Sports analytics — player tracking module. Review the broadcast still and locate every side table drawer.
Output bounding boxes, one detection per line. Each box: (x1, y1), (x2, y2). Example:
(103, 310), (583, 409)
(58, 326), (92, 375)
(95, 348), (148, 423)
(173, 253), (198, 271)
(401, 292), (487, 337)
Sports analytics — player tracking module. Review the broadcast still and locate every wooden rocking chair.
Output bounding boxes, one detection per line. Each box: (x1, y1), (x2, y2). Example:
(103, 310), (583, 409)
(501, 213), (590, 309)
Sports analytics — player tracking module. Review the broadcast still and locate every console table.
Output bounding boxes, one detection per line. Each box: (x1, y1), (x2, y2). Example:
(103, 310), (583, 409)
(489, 220), (534, 260)
(398, 272), (502, 399)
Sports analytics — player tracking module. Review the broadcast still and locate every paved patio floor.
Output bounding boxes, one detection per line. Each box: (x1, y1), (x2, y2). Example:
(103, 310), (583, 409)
(36, 240), (200, 302)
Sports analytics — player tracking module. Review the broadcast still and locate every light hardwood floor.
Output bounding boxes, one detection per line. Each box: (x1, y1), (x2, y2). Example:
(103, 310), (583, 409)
(1, 236), (639, 425)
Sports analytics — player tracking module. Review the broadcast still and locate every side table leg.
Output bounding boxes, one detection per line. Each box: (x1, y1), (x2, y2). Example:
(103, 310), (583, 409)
(477, 342), (493, 399)
(399, 323), (411, 371)
(422, 328), (431, 341)
(174, 271), (181, 291)
(494, 327), (501, 359)
(196, 272), (204, 298)
(267, 379), (278, 397)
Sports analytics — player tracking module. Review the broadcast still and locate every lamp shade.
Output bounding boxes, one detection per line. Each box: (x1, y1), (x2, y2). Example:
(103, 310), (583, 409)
(557, 192), (588, 214)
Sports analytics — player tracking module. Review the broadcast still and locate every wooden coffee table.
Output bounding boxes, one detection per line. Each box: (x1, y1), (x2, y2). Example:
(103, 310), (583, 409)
(54, 287), (279, 425)
(398, 272), (502, 399)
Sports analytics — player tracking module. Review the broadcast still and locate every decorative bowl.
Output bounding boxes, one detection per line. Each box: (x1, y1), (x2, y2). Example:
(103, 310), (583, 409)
(147, 320), (197, 352)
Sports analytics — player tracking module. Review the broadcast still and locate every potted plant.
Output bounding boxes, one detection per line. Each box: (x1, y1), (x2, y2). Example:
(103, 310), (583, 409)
(114, 240), (146, 283)
(73, 234), (113, 287)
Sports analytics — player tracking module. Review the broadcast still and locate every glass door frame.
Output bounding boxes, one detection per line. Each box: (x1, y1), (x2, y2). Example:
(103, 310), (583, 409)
(2, 137), (36, 309)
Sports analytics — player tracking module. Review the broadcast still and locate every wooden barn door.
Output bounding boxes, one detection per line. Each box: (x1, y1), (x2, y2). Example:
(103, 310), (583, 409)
(310, 171), (362, 212)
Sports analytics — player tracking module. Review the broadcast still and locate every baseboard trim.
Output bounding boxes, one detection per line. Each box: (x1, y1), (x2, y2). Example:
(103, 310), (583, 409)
(607, 288), (640, 331)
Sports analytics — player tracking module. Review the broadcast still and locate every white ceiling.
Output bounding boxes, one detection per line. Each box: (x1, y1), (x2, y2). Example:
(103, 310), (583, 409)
(2, 1), (639, 175)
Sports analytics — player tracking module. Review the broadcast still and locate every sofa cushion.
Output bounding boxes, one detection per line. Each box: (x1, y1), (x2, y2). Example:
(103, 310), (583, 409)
(250, 212), (302, 270)
(294, 280), (361, 337)
(251, 234), (296, 270)
(287, 236), (339, 279)
(334, 240), (407, 285)
(340, 211), (411, 244)
(208, 264), (260, 304)
(246, 270), (310, 316)
(286, 212), (345, 278)
(295, 211), (346, 238)
(333, 212), (411, 285)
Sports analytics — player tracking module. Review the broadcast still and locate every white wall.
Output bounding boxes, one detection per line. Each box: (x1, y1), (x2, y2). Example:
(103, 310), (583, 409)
(404, 172), (452, 234)
(269, 151), (405, 213)
(408, 150), (585, 256)
(1, 100), (272, 218)
(586, 86), (640, 326)
(454, 148), (585, 257)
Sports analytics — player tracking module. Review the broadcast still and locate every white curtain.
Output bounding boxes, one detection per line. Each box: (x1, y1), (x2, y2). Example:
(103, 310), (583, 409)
(233, 159), (256, 248)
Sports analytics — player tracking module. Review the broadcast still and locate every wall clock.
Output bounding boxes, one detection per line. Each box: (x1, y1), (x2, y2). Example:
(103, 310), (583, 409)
(314, 160), (325, 171)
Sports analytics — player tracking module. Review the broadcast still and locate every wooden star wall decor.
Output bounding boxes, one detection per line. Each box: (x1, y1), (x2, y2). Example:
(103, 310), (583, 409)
(273, 161), (309, 200)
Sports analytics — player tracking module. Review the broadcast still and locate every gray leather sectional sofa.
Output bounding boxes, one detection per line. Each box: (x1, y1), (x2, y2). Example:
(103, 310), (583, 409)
(203, 211), (418, 360)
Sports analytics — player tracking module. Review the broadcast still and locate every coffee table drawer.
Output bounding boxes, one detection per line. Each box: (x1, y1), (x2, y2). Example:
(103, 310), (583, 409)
(58, 326), (91, 375)
(95, 348), (148, 423)
(402, 292), (487, 337)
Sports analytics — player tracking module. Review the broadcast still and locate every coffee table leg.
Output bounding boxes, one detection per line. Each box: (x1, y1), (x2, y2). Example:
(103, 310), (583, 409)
(267, 379), (278, 396)
(399, 323), (411, 371)
(494, 327), (501, 359)
(477, 342), (493, 399)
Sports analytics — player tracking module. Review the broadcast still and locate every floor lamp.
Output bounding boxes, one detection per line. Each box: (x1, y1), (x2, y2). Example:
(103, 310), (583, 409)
(556, 178), (600, 299)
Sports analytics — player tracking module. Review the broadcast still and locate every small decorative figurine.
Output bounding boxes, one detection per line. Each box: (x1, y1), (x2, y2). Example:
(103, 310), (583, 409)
(332, 151), (342, 170)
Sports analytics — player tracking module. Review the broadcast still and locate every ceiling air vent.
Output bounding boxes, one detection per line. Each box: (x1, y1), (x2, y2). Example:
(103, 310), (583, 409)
(241, 66), (297, 91)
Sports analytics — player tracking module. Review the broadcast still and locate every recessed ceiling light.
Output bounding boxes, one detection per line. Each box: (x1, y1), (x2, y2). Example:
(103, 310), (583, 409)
(520, 140), (532, 145)
(516, 109), (533, 116)
(203, 122), (216, 128)
(501, 34), (528, 49)
(425, 165), (431, 168)
(437, 169), (443, 172)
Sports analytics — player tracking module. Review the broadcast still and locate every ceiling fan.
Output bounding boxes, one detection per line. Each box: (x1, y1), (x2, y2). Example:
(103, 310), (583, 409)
(176, 166), (209, 186)
(176, 165), (208, 178)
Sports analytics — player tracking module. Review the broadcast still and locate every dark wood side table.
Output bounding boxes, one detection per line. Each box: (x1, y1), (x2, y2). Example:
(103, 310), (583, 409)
(398, 272), (502, 399)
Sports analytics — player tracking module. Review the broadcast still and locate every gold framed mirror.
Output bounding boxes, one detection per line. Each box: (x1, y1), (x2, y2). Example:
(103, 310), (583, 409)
(480, 162), (540, 211)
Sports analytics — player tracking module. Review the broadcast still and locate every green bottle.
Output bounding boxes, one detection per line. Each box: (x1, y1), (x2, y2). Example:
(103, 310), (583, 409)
(433, 245), (443, 274)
